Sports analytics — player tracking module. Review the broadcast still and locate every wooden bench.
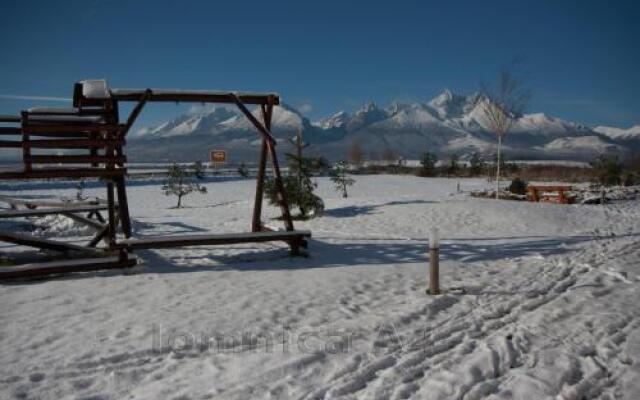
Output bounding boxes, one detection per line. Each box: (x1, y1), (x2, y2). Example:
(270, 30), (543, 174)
(526, 185), (574, 204)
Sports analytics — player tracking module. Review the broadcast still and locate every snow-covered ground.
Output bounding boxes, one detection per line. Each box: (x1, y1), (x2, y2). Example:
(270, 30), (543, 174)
(1, 175), (640, 399)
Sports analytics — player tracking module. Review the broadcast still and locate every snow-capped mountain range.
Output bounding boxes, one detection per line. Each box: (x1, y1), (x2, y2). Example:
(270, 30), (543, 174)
(127, 90), (640, 163)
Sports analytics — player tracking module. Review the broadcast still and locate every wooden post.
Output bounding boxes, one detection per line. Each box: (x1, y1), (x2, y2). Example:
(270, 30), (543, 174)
(530, 187), (539, 202)
(429, 248), (440, 295)
(428, 228), (440, 295)
(252, 105), (270, 232)
(558, 189), (566, 204)
(106, 180), (116, 248)
(115, 176), (132, 238)
(21, 112), (31, 172)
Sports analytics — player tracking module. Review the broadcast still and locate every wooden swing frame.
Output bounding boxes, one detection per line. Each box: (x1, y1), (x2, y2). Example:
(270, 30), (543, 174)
(105, 87), (310, 254)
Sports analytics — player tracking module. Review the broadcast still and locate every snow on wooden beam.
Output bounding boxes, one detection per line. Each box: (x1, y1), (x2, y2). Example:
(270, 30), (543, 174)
(110, 89), (280, 105)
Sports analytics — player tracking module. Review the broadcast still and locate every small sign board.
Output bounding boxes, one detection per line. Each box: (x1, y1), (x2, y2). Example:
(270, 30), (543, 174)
(210, 150), (226, 166)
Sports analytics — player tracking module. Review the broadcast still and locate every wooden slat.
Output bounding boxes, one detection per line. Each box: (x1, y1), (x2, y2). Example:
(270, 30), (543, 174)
(22, 131), (93, 138)
(0, 115), (21, 123)
(27, 107), (108, 116)
(0, 140), (22, 148)
(0, 205), (109, 218)
(61, 212), (106, 230)
(0, 127), (21, 135)
(116, 230), (312, 250)
(0, 230), (101, 253)
(24, 124), (124, 133)
(0, 168), (126, 180)
(26, 155), (126, 164)
(24, 139), (124, 149)
(0, 254), (137, 281)
(0, 194), (106, 208)
(527, 185), (572, 191)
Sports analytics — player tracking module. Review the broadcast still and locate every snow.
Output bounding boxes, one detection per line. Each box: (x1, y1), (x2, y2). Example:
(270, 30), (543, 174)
(2, 176), (640, 399)
(314, 111), (350, 130)
(595, 125), (640, 140)
(80, 79), (110, 99)
(544, 135), (626, 156)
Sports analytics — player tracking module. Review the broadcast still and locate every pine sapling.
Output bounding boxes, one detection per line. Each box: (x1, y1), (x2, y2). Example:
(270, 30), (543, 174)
(264, 130), (325, 218)
(330, 161), (355, 198)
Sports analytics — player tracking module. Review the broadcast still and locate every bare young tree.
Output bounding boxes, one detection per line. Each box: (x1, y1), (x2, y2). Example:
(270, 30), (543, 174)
(480, 67), (529, 198)
(348, 138), (364, 168)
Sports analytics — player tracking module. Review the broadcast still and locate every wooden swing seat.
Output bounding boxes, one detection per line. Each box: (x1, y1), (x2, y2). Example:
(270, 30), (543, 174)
(115, 230), (311, 250)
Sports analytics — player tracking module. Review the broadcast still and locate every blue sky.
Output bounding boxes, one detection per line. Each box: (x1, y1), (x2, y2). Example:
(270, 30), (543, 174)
(1, 0), (638, 129)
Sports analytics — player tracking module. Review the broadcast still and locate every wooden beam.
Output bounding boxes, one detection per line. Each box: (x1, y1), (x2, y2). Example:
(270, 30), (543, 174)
(110, 89), (280, 106)
(26, 155), (126, 164)
(20, 139), (124, 149)
(115, 230), (311, 250)
(0, 254), (137, 281)
(88, 214), (119, 247)
(231, 94), (276, 145)
(115, 176), (132, 238)
(0, 140), (22, 148)
(252, 104), (270, 232)
(0, 115), (21, 123)
(24, 124), (124, 133)
(0, 168), (126, 180)
(60, 211), (107, 231)
(106, 181), (116, 248)
(18, 132), (93, 138)
(0, 230), (101, 254)
(0, 194), (105, 208)
(22, 111), (31, 171)
(120, 90), (150, 138)
(0, 127), (21, 135)
(0, 205), (109, 219)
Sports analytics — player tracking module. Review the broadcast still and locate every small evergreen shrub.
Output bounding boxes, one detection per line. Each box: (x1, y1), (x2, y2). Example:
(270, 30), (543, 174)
(591, 154), (623, 186)
(418, 152), (437, 177)
(237, 163), (249, 178)
(508, 177), (527, 195)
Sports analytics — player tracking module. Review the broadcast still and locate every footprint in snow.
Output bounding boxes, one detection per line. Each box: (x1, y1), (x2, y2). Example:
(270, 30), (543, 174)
(29, 372), (45, 383)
